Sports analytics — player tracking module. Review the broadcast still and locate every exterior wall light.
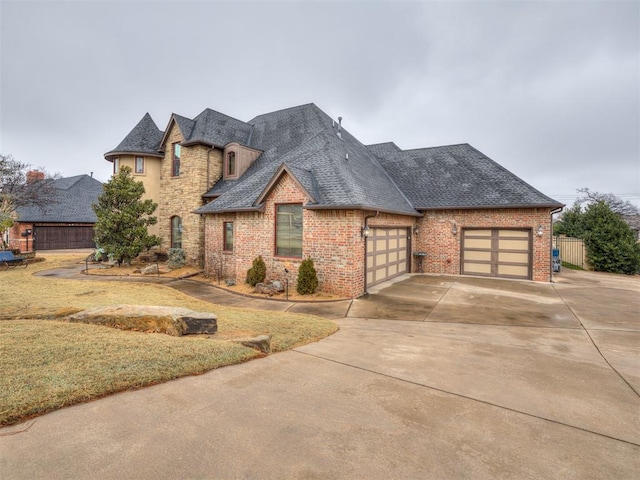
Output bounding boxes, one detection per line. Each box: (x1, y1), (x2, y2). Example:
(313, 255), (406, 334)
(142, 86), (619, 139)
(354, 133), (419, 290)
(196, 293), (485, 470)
(413, 225), (420, 236)
(361, 225), (371, 238)
(451, 223), (458, 236)
(536, 224), (544, 237)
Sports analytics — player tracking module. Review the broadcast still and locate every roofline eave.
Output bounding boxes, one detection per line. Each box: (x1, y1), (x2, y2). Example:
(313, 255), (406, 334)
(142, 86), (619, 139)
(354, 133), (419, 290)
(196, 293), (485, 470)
(416, 203), (565, 211)
(104, 151), (164, 161)
(305, 204), (422, 217)
(195, 205), (266, 215)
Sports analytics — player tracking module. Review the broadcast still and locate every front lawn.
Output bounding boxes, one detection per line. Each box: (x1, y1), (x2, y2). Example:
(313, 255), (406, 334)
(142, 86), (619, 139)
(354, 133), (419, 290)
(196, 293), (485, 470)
(0, 253), (338, 426)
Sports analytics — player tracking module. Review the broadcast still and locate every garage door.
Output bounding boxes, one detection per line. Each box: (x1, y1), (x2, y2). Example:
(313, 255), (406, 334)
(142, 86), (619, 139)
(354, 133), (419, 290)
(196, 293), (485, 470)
(34, 226), (96, 250)
(462, 229), (531, 280)
(366, 227), (410, 287)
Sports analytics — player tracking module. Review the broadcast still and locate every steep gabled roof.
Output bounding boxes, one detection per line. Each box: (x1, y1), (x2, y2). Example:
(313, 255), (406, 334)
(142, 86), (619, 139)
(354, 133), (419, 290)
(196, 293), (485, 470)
(104, 113), (163, 159)
(368, 143), (563, 210)
(158, 109), (254, 150)
(186, 108), (254, 147)
(196, 104), (418, 216)
(107, 103), (562, 215)
(254, 163), (319, 206)
(16, 175), (103, 223)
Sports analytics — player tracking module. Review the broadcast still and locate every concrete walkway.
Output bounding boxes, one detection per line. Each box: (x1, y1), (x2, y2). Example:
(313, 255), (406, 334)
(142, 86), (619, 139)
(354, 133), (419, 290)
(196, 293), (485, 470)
(2, 265), (639, 478)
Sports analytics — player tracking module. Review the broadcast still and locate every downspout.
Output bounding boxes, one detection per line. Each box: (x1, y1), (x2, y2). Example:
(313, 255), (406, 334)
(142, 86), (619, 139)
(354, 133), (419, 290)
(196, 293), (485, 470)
(549, 206), (563, 282)
(362, 211), (379, 297)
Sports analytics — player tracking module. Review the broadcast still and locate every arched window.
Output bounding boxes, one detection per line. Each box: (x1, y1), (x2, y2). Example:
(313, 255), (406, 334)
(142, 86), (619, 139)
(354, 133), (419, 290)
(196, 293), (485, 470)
(171, 216), (182, 249)
(227, 151), (236, 176)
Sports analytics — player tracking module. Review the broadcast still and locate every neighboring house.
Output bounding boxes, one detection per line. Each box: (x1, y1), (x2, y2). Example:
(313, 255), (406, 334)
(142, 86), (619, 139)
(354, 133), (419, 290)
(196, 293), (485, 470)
(105, 103), (563, 297)
(8, 174), (103, 251)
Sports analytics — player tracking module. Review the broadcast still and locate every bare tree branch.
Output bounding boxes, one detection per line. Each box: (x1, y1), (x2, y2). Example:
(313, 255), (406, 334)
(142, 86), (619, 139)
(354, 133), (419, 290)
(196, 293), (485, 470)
(0, 154), (60, 213)
(576, 187), (639, 216)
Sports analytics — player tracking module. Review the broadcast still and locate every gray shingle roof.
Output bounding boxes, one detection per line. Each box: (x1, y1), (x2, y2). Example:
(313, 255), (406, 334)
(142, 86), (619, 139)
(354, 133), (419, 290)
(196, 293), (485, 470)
(368, 143), (563, 209)
(105, 113), (163, 158)
(16, 175), (103, 223)
(108, 103), (562, 215)
(186, 108), (253, 147)
(196, 104), (418, 215)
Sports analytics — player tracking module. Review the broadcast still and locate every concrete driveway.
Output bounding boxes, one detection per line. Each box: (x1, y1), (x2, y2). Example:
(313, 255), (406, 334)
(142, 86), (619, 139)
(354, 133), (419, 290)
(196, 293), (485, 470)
(1, 270), (639, 479)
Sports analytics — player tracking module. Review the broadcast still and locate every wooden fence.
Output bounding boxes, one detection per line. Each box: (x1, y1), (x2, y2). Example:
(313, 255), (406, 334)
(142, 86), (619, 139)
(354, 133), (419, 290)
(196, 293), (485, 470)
(554, 235), (590, 269)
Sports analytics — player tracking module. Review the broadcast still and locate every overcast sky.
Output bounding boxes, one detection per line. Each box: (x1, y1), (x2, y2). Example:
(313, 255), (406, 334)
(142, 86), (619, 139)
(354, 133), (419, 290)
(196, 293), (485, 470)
(1, 0), (638, 208)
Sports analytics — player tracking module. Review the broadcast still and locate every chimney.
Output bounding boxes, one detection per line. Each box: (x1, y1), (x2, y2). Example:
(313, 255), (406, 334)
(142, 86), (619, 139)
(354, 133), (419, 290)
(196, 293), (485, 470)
(26, 170), (45, 185)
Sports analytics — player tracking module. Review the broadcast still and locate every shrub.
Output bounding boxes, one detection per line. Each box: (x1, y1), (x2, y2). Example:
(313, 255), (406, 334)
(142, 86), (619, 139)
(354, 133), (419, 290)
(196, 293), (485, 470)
(246, 256), (267, 286)
(167, 248), (186, 269)
(582, 201), (640, 275)
(297, 257), (318, 295)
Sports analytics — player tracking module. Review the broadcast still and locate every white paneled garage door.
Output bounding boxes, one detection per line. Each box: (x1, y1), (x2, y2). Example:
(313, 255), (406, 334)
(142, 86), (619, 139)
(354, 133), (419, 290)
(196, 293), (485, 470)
(366, 227), (410, 287)
(462, 229), (532, 280)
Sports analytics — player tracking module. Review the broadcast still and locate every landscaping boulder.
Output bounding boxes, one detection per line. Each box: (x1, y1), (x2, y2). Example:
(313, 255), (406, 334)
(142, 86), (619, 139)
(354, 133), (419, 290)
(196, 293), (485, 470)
(141, 264), (159, 275)
(253, 281), (284, 295)
(234, 335), (271, 354)
(66, 305), (217, 336)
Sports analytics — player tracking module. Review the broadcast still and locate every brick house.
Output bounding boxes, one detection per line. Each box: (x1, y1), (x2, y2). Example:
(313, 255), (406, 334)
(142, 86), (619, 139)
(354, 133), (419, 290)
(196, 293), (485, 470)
(7, 173), (103, 251)
(105, 103), (563, 297)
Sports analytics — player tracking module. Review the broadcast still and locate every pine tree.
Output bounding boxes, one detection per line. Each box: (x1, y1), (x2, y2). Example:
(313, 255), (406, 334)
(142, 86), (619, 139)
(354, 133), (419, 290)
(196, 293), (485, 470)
(246, 256), (267, 286)
(297, 257), (319, 295)
(92, 166), (161, 265)
(582, 201), (640, 275)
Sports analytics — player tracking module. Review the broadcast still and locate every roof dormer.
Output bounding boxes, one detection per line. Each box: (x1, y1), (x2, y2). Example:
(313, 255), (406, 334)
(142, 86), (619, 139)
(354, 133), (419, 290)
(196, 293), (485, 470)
(223, 143), (262, 180)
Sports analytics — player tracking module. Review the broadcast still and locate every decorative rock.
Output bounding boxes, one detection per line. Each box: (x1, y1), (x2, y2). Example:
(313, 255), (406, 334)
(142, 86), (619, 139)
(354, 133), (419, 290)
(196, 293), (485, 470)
(253, 281), (283, 295)
(141, 264), (159, 275)
(253, 283), (273, 295)
(225, 278), (236, 286)
(66, 305), (217, 336)
(235, 335), (271, 353)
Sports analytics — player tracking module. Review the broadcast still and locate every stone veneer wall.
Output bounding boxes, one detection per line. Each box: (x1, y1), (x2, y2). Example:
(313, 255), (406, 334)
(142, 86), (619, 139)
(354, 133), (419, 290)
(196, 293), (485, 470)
(158, 123), (222, 266)
(412, 208), (554, 282)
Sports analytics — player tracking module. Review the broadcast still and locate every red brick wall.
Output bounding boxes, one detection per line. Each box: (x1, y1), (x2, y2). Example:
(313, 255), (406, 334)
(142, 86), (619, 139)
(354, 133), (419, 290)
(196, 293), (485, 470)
(204, 174), (555, 296)
(413, 208), (554, 282)
(204, 172), (373, 297)
(7, 222), (35, 252)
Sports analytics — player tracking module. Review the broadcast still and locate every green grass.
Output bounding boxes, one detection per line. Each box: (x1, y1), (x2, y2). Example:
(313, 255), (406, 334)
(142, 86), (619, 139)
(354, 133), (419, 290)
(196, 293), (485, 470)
(0, 253), (338, 426)
(561, 261), (585, 270)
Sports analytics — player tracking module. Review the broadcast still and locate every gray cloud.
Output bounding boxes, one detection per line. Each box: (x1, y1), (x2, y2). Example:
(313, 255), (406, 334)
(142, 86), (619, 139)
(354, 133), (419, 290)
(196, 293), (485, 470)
(1, 0), (638, 207)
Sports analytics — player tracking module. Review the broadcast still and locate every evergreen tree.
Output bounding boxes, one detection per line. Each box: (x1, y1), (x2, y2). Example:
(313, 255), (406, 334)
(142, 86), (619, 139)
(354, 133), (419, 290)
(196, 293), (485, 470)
(297, 257), (319, 295)
(553, 202), (584, 237)
(581, 201), (640, 275)
(246, 256), (267, 286)
(93, 166), (161, 265)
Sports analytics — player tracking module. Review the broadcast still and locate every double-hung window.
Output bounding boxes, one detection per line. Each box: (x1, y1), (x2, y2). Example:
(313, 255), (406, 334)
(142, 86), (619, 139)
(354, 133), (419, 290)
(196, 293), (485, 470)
(276, 204), (302, 257)
(135, 156), (144, 174)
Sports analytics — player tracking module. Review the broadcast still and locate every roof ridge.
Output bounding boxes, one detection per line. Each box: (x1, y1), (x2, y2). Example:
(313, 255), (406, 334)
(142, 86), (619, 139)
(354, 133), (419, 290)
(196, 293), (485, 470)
(248, 102), (317, 123)
(401, 143), (471, 153)
(196, 107), (251, 126)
